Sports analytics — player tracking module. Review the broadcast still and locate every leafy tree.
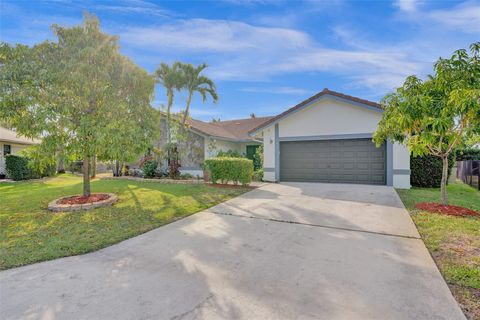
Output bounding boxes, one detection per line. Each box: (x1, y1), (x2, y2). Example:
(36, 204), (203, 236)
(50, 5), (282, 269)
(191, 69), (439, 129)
(374, 42), (480, 205)
(178, 63), (218, 125)
(0, 13), (158, 196)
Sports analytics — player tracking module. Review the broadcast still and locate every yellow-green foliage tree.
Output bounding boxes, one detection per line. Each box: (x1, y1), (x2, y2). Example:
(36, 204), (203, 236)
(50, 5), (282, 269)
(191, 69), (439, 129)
(374, 43), (480, 204)
(0, 13), (158, 196)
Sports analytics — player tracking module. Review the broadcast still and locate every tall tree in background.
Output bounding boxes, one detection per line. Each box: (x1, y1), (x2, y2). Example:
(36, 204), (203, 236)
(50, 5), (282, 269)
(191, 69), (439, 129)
(178, 63), (218, 125)
(0, 13), (158, 196)
(374, 42), (480, 205)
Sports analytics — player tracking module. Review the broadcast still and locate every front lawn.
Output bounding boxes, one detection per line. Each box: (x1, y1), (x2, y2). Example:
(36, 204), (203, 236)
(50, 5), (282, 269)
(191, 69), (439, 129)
(0, 174), (250, 270)
(397, 182), (480, 320)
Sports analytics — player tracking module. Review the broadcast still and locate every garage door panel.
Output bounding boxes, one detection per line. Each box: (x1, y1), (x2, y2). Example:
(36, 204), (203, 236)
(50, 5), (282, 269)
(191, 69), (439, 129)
(280, 139), (386, 185)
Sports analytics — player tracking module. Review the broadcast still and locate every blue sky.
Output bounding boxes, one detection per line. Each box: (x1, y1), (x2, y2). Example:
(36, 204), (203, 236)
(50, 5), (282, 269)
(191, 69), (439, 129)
(1, 0), (479, 121)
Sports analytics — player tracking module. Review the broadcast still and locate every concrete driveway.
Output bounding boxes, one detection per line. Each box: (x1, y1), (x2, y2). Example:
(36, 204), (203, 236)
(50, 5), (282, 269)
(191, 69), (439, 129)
(0, 183), (465, 320)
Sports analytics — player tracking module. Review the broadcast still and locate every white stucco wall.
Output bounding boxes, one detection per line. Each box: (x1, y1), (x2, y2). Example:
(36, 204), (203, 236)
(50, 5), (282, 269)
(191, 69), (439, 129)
(204, 138), (261, 159)
(392, 142), (411, 189)
(279, 98), (381, 137)
(261, 127), (276, 182)
(204, 138), (241, 159)
(259, 96), (411, 188)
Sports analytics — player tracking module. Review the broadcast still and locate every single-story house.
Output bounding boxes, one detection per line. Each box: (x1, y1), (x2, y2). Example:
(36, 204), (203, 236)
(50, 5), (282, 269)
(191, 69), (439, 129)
(155, 115), (273, 177)
(249, 89), (411, 189)
(0, 127), (41, 178)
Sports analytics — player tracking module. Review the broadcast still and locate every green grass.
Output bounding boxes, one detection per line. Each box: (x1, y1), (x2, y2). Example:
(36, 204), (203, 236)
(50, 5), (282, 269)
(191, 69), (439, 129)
(0, 174), (250, 270)
(397, 182), (480, 319)
(397, 182), (480, 212)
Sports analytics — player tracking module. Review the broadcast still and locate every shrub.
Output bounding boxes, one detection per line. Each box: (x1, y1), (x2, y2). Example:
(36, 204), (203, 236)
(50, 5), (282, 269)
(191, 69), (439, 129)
(5, 155), (31, 180)
(456, 148), (480, 161)
(411, 154), (455, 188)
(141, 160), (158, 178)
(216, 149), (243, 158)
(5, 155), (55, 181)
(128, 168), (144, 177)
(204, 157), (253, 185)
(253, 168), (263, 182)
(253, 145), (263, 170)
(179, 173), (194, 180)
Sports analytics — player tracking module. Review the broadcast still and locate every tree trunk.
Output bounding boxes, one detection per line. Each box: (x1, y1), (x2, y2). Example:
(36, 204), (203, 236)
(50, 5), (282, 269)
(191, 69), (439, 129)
(440, 155), (448, 205)
(83, 155), (91, 197)
(90, 155), (96, 178)
(166, 91), (173, 145)
(57, 157), (65, 174)
(182, 91), (193, 126)
(115, 160), (119, 177)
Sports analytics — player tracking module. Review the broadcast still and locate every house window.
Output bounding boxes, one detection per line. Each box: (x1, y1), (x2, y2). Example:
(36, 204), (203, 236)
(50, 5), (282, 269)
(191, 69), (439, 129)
(3, 144), (11, 156)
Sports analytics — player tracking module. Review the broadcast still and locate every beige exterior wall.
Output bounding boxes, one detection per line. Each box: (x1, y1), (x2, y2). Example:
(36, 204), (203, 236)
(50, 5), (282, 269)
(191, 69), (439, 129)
(279, 98), (381, 137)
(0, 142), (32, 176)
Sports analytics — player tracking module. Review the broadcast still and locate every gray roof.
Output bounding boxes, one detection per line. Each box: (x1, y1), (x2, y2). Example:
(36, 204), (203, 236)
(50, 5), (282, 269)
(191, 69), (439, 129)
(0, 127), (41, 145)
(186, 116), (274, 141)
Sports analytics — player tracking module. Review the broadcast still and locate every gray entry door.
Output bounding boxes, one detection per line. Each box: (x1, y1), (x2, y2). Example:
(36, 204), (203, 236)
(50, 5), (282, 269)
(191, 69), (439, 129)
(280, 139), (385, 185)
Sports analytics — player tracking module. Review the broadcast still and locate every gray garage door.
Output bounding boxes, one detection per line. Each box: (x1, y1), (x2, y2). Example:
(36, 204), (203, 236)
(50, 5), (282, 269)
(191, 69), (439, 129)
(280, 139), (385, 185)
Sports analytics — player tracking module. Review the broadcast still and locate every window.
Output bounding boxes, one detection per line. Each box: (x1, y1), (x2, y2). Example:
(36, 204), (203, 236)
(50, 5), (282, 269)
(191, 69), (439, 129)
(3, 144), (11, 156)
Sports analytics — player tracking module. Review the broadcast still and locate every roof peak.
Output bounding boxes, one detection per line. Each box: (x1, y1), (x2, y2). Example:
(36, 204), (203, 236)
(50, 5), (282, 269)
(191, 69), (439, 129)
(248, 88), (382, 135)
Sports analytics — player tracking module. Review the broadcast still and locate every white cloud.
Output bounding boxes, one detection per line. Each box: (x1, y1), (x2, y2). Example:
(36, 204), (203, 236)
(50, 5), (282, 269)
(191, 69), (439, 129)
(120, 19), (311, 52)
(120, 18), (424, 91)
(189, 108), (221, 117)
(395, 0), (421, 12)
(428, 2), (480, 33)
(240, 86), (312, 95)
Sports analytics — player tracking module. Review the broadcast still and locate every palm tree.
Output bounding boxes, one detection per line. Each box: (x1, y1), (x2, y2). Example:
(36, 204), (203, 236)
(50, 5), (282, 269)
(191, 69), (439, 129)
(179, 63), (218, 125)
(154, 62), (183, 143)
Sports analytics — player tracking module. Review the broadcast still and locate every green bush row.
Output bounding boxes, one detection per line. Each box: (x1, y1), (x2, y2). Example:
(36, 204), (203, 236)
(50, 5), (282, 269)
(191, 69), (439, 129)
(204, 157), (253, 185)
(5, 155), (56, 181)
(410, 154), (455, 188)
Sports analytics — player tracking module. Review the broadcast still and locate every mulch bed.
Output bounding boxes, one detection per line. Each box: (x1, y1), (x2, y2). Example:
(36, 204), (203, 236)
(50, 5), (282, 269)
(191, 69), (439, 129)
(415, 202), (479, 217)
(58, 193), (111, 205)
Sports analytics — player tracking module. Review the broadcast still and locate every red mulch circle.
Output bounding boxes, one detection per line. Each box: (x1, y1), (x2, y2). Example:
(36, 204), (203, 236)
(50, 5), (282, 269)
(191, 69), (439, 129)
(58, 193), (110, 205)
(415, 202), (479, 217)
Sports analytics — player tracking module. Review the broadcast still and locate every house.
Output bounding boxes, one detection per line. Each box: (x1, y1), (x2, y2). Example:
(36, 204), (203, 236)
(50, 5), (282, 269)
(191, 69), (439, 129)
(156, 115), (274, 177)
(249, 89), (411, 189)
(0, 127), (41, 178)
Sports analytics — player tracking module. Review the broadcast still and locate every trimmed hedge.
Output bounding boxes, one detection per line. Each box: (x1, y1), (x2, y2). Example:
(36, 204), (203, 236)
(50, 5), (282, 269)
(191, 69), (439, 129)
(410, 154), (455, 188)
(204, 157), (253, 185)
(5, 155), (55, 181)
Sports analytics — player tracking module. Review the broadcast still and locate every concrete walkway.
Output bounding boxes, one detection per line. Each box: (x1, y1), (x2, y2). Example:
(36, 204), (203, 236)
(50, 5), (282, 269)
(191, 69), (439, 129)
(0, 183), (465, 320)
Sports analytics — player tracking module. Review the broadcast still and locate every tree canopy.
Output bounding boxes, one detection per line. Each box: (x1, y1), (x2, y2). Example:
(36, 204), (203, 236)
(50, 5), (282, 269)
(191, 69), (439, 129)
(0, 13), (159, 196)
(373, 42), (480, 204)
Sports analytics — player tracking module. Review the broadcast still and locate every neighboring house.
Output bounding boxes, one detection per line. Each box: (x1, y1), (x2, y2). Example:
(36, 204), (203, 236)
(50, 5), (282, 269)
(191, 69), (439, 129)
(155, 115), (273, 177)
(0, 127), (41, 178)
(249, 88), (411, 189)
